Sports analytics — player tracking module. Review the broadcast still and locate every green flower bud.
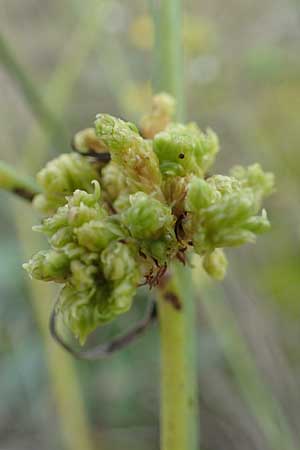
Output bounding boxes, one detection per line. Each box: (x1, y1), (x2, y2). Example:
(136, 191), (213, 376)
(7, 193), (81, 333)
(144, 234), (176, 264)
(75, 218), (124, 252)
(113, 192), (131, 212)
(63, 243), (86, 260)
(140, 92), (175, 139)
(68, 202), (100, 227)
(58, 272), (139, 344)
(33, 205), (68, 235)
(95, 114), (162, 195)
(204, 191), (257, 230)
(101, 162), (127, 200)
(72, 127), (107, 154)
(185, 177), (218, 212)
(50, 226), (73, 248)
(243, 209), (270, 234)
(153, 123), (219, 177)
(161, 176), (187, 216)
(58, 283), (110, 345)
(79, 251), (99, 266)
(33, 154), (101, 214)
(213, 229), (256, 248)
(190, 186), (271, 252)
(230, 163), (275, 200)
(192, 228), (207, 254)
(94, 114), (140, 150)
(123, 192), (174, 239)
(101, 242), (138, 281)
(110, 276), (138, 312)
(67, 182), (105, 227)
(23, 250), (70, 282)
(70, 259), (98, 291)
(35, 182), (104, 234)
(203, 248), (228, 280)
(68, 180), (101, 207)
(207, 175), (240, 196)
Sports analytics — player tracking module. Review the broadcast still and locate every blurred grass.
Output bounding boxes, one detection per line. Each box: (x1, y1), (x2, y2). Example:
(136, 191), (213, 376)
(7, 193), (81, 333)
(194, 269), (297, 450)
(0, 32), (67, 150)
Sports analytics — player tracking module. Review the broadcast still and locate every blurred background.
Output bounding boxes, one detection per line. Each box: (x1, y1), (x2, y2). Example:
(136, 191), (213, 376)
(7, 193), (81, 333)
(1, 0), (300, 449)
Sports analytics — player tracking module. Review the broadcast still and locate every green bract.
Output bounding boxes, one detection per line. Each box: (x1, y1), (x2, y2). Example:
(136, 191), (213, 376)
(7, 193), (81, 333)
(23, 94), (274, 344)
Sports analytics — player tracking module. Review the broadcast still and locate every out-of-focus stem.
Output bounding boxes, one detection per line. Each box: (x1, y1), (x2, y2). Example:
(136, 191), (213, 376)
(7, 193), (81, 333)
(152, 0), (184, 120)
(0, 160), (39, 201)
(0, 32), (67, 148)
(27, 1), (105, 167)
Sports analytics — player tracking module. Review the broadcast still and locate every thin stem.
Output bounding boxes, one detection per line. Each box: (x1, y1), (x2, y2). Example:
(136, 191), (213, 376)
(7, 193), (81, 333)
(0, 32), (67, 148)
(152, 2), (199, 449)
(152, 0), (184, 120)
(0, 160), (39, 201)
(157, 264), (199, 450)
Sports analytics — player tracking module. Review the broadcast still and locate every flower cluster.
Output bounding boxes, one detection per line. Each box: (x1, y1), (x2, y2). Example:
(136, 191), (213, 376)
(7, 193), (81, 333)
(24, 93), (274, 343)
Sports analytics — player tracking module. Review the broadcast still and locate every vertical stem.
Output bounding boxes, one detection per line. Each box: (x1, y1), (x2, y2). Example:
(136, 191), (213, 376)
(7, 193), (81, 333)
(152, 1), (199, 449)
(0, 32), (67, 149)
(152, 0), (184, 120)
(157, 264), (199, 450)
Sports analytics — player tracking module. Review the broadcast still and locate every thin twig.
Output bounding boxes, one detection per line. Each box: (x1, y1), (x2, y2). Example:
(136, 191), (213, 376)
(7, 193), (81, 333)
(0, 160), (39, 201)
(0, 32), (67, 148)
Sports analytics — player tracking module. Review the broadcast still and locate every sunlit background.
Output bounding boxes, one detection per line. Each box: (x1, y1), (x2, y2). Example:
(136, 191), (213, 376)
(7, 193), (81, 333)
(1, 1), (300, 449)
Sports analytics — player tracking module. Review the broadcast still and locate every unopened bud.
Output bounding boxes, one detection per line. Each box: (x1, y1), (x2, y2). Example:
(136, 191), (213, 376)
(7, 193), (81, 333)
(124, 192), (174, 239)
(23, 250), (70, 282)
(203, 248), (228, 280)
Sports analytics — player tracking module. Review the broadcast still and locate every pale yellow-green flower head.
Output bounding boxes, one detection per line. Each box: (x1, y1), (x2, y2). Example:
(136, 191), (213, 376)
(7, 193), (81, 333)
(24, 94), (274, 344)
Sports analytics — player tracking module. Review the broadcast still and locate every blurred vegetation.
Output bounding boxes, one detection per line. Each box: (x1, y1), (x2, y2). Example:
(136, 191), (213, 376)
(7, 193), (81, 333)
(1, 0), (300, 449)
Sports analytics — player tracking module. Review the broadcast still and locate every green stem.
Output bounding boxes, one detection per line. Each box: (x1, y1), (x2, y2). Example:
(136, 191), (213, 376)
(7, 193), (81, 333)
(0, 160), (39, 201)
(152, 0), (184, 121)
(152, 2), (199, 449)
(0, 32), (67, 148)
(157, 263), (199, 450)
